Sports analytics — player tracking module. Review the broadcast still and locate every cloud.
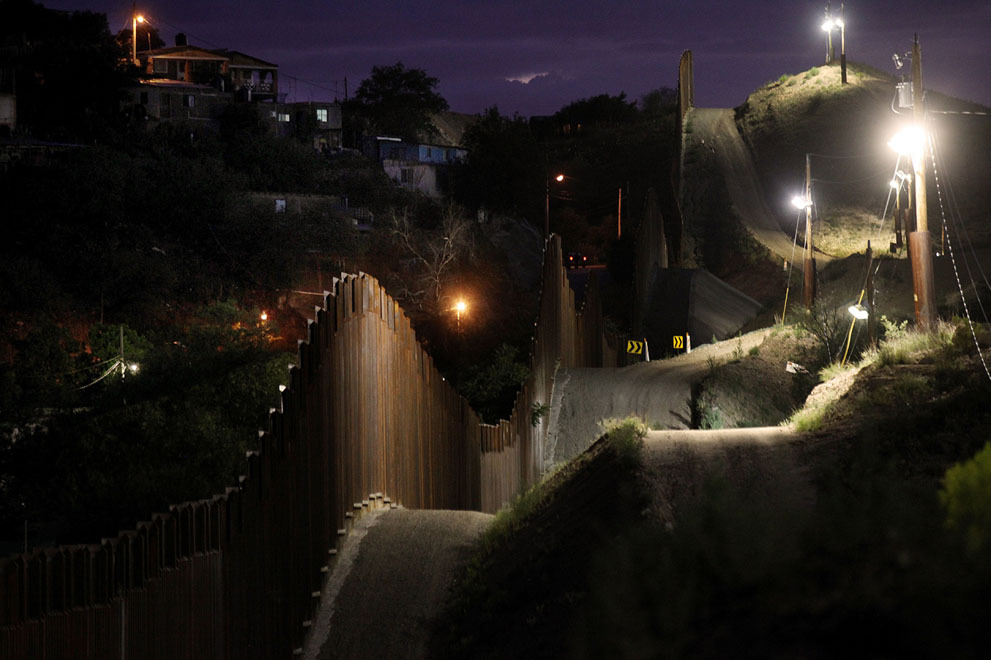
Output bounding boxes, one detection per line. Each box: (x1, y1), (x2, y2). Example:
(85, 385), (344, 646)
(505, 72), (550, 84)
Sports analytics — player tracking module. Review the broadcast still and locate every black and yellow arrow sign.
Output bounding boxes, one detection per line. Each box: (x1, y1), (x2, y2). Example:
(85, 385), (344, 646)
(626, 340), (644, 355)
(673, 335), (684, 349)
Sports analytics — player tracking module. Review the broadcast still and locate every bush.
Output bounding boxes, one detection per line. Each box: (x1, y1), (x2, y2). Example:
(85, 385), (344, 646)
(941, 442), (991, 553)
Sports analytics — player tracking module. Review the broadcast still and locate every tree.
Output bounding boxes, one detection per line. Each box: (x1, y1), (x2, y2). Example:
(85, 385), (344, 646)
(0, 0), (134, 140)
(353, 62), (449, 141)
(389, 204), (473, 308)
(553, 93), (638, 132)
(453, 107), (543, 218)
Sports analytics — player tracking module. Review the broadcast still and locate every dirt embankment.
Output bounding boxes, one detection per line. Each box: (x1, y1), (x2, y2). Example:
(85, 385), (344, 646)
(305, 508), (491, 660)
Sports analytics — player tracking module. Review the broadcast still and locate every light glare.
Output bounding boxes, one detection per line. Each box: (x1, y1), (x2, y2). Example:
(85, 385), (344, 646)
(848, 304), (869, 320)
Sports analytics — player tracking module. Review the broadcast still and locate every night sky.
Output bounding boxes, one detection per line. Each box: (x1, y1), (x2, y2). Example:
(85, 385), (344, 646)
(46, 0), (990, 115)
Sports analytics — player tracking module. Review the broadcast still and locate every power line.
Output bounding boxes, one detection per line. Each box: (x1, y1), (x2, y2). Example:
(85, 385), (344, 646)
(927, 121), (991, 385)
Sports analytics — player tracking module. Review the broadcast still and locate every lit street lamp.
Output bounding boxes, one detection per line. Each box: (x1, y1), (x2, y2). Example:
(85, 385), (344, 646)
(452, 299), (468, 331)
(131, 7), (145, 66)
(821, 3), (846, 82)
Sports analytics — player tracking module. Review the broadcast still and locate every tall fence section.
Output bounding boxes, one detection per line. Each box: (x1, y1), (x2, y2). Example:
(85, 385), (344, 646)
(0, 235), (615, 659)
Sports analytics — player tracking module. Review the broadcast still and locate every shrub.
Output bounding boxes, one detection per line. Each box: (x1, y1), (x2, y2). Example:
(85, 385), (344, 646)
(940, 442), (991, 553)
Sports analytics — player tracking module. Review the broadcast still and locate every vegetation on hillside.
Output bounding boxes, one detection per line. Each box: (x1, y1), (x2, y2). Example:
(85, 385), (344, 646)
(435, 325), (991, 658)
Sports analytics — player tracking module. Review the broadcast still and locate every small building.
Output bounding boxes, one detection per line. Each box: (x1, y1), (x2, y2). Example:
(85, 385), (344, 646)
(362, 111), (475, 198)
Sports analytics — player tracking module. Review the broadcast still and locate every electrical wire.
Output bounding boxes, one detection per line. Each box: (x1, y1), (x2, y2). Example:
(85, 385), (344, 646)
(926, 119), (991, 384)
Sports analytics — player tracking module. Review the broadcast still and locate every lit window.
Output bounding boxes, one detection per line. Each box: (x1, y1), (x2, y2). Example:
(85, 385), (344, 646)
(316, 108), (328, 122)
(278, 113), (290, 122)
(275, 199), (286, 213)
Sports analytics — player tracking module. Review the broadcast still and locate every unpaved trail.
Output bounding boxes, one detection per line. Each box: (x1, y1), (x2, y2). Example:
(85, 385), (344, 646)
(688, 108), (824, 265)
(306, 508), (492, 660)
(545, 328), (773, 468)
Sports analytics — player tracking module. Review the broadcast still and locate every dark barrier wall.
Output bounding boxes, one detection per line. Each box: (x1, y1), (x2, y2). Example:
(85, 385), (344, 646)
(0, 235), (613, 659)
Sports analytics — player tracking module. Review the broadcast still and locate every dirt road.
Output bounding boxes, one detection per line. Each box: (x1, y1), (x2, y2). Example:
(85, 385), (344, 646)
(544, 328), (773, 469)
(688, 108), (811, 264)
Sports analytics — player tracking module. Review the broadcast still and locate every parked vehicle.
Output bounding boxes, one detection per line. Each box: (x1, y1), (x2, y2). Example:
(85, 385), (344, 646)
(566, 252), (588, 268)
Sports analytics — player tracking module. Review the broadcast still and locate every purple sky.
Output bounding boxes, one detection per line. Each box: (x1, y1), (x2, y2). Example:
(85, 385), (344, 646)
(48, 0), (990, 115)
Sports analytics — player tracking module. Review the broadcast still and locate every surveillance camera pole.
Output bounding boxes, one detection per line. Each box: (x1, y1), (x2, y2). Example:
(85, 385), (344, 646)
(909, 34), (936, 328)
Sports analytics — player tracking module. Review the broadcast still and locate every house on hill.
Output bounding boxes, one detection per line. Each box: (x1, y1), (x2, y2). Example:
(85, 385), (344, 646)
(122, 35), (341, 148)
(362, 111), (476, 198)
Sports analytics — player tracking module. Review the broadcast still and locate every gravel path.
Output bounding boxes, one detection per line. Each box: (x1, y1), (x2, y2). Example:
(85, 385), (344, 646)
(545, 328), (773, 469)
(306, 508), (492, 660)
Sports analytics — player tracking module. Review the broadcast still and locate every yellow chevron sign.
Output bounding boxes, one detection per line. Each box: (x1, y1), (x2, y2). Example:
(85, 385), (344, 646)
(673, 335), (684, 349)
(626, 340), (644, 355)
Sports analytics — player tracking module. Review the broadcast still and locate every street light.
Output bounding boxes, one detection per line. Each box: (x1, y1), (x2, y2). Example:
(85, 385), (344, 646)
(449, 298), (469, 331)
(848, 303), (869, 320)
(820, 3), (846, 81)
(132, 9), (145, 65)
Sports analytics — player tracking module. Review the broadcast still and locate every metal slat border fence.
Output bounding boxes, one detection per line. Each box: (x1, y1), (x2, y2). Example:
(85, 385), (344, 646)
(0, 235), (616, 659)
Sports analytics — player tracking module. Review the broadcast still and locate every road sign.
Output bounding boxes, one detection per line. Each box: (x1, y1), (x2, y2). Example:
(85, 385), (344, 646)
(673, 335), (684, 349)
(626, 340), (644, 355)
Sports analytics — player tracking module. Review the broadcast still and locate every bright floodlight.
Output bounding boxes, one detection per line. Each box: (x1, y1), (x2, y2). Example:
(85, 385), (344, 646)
(834, 18), (844, 28)
(260, 311), (268, 321)
(555, 174), (565, 182)
(128, 363), (140, 374)
(791, 195), (810, 210)
(888, 126), (925, 156)
(821, 18), (834, 31)
(848, 304), (869, 320)
(136, 15), (145, 23)
(455, 300), (467, 313)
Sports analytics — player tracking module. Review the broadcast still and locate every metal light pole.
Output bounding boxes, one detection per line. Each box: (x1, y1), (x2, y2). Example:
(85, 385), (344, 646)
(822, 3), (834, 65)
(839, 3), (847, 83)
(802, 154), (816, 307)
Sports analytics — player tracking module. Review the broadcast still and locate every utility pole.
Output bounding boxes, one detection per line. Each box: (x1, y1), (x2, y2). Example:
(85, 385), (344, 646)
(824, 2), (834, 65)
(909, 34), (936, 327)
(544, 177), (550, 239)
(803, 154), (817, 307)
(839, 2), (847, 83)
(131, 3), (143, 66)
(617, 187), (622, 239)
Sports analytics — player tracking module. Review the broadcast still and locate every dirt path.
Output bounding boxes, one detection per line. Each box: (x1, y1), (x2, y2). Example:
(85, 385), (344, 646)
(544, 328), (773, 469)
(689, 108), (821, 265)
(305, 508), (492, 660)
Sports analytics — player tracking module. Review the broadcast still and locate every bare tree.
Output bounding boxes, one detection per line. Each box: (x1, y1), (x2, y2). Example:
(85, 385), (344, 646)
(389, 204), (474, 309)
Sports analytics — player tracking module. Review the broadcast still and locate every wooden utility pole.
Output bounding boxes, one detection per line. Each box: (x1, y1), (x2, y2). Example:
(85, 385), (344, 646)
(908, 34), (937, 327)
(617, 187), (622, 239)
(803, 154), (817, 307)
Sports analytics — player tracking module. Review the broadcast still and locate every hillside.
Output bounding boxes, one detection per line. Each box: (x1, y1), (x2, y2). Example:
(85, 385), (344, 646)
(428, 64), (991, 660)
(738, 61), (991, 260)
